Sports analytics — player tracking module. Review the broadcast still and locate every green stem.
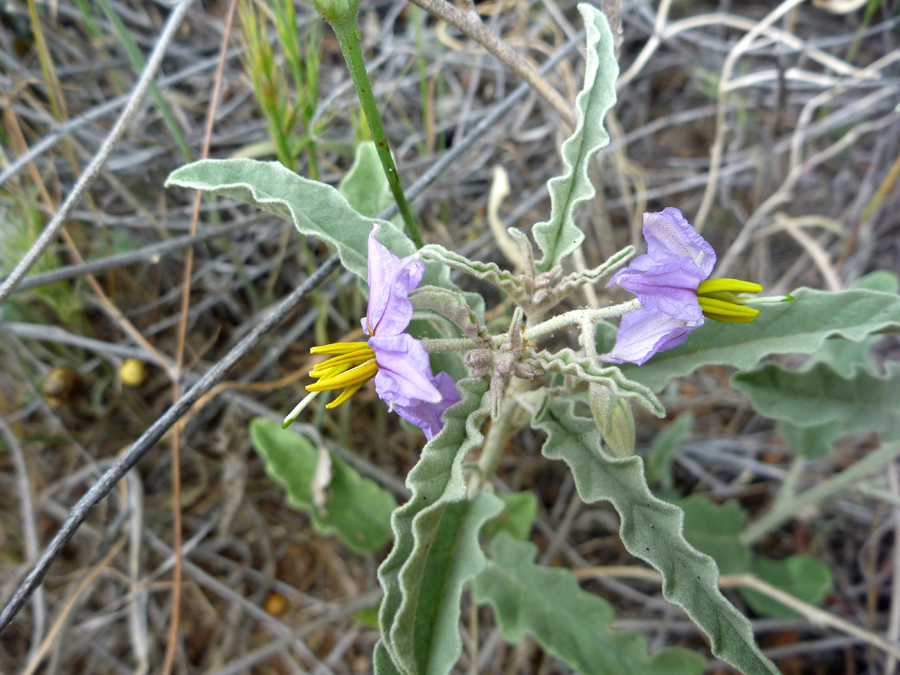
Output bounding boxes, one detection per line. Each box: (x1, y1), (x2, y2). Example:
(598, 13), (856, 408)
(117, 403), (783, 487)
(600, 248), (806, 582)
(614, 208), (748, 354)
(330, 18), (424, 249)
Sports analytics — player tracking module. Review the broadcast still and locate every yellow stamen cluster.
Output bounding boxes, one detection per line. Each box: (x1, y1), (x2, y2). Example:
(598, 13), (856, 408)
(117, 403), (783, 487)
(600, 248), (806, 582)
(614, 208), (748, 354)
(307, 342), (378, 408)
(697, 278), (763, 323)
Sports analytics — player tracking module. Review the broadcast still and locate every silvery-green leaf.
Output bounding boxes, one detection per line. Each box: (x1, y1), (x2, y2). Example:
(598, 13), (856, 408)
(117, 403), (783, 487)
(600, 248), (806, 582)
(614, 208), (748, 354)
(621, 287), (900, 392)
(392, 490), (502, 675)
(733, 362), (900, 442)
(166, 158), (484, 316)
(377, 377), (494, 674)
(532, 4), (618, 272)
(531, 392), (779, 675)
(473, 533), (705, 675)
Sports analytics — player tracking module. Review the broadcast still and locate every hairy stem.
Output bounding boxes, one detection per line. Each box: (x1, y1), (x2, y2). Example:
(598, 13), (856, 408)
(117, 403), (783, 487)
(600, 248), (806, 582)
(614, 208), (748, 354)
(330, 18), (423, 248)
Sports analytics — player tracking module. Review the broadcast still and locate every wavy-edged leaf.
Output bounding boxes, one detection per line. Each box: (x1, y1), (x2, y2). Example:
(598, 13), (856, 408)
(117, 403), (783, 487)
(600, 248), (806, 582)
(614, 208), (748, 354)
(473, 533), (705, 675)
(249, 418), (396, 552)
(377, 377), (493, 674)
(418, 244), (531, 306)
(740, 555), (833, 619)
(395, 490), (503, 675)
(733, 362), (900, 442)
(532, 4), (618, 272)
(537, 348), (664, 417)
(531, 392), (779, 675)
(621, 287), (900, 392)
(165, 158), (484, 316)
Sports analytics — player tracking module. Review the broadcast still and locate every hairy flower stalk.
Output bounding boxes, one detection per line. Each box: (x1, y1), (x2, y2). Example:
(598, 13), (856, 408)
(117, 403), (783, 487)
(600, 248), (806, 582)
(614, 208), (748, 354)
(283, 225), (459, 439)
(605, 208), (791, 365)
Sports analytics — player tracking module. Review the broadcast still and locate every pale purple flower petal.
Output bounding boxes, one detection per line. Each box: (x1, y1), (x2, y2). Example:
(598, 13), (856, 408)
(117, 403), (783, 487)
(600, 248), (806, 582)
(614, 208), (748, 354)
(364, 224), (425, 337)
(613, 257), (706, 321)
(393, 372), (461, 440)
(605, 309), (700, 366)
(371, 333), (442, 405)
(643, 207), (716, 277)
(605, 208), (714, 365)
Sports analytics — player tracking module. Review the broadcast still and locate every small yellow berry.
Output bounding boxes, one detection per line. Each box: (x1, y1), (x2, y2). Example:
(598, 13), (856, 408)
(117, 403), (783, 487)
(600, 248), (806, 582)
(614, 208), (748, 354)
(119, 358), (148, 387)
(264, 593), (288, 616)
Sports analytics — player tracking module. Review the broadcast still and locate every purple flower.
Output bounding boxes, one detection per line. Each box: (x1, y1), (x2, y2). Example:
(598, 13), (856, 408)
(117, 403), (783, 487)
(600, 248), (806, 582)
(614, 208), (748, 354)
(284, 225), (460, 440)
(604, 208), (713, 365)
(604, 208), (776, 365)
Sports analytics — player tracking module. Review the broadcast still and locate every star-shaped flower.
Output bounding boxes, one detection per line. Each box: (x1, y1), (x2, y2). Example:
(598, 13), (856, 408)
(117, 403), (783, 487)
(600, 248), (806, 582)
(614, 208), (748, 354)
(283, 225), (460, 440)
(604, 208), (788, 365)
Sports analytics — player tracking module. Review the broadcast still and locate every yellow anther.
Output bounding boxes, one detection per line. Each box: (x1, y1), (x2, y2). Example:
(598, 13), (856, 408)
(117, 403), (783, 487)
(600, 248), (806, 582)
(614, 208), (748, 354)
(310, 341), (371, 355)
(309, 347), (376, 377)
(309, 362), (350, 379)
(702, 313), (756, 324)
(697, 278), (763, 296)
(698, 296), (760, 318)
(326, 382), (365, 409)
(307, 360), (379, 392)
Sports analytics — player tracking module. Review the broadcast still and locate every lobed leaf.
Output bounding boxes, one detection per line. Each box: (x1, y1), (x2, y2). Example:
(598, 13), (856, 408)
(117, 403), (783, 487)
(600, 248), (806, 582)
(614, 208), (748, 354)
(473, 533), (705, 675)
(376, 377), (497, 675)
(621, 287), (900, 392)
(531, 392), (779, 675)
(532, 4), (618, 273)
(249, 418), (396, 552)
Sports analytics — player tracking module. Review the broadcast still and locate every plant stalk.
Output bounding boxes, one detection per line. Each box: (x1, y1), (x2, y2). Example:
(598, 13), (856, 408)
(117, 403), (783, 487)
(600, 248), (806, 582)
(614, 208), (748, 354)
(330, 18), (424, 248)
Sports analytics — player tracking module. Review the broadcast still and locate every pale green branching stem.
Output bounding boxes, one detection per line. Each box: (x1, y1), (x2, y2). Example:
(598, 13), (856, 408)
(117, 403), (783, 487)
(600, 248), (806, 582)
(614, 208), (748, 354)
(420, 299), (641, 354)
(523, 300), (642, 341)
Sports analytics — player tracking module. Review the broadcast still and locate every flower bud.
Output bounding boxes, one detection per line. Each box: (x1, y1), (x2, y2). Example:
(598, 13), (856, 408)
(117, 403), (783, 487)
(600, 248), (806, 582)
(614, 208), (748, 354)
(589, 383), (635, 458)
(310, 0), (361, 24)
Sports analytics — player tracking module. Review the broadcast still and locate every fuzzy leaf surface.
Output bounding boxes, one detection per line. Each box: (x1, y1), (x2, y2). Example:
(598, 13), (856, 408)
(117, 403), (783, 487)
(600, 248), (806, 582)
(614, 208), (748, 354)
(377, 378), (494, 675)
(166, 158), (483, 315)
(531, 393), (779, 675)
(532, 5), (618, 272)
(621, 287), (900, 392)
(473, 534), (705, 675)
(249, 418), (396, 552)
(733, 362), (900, 442)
